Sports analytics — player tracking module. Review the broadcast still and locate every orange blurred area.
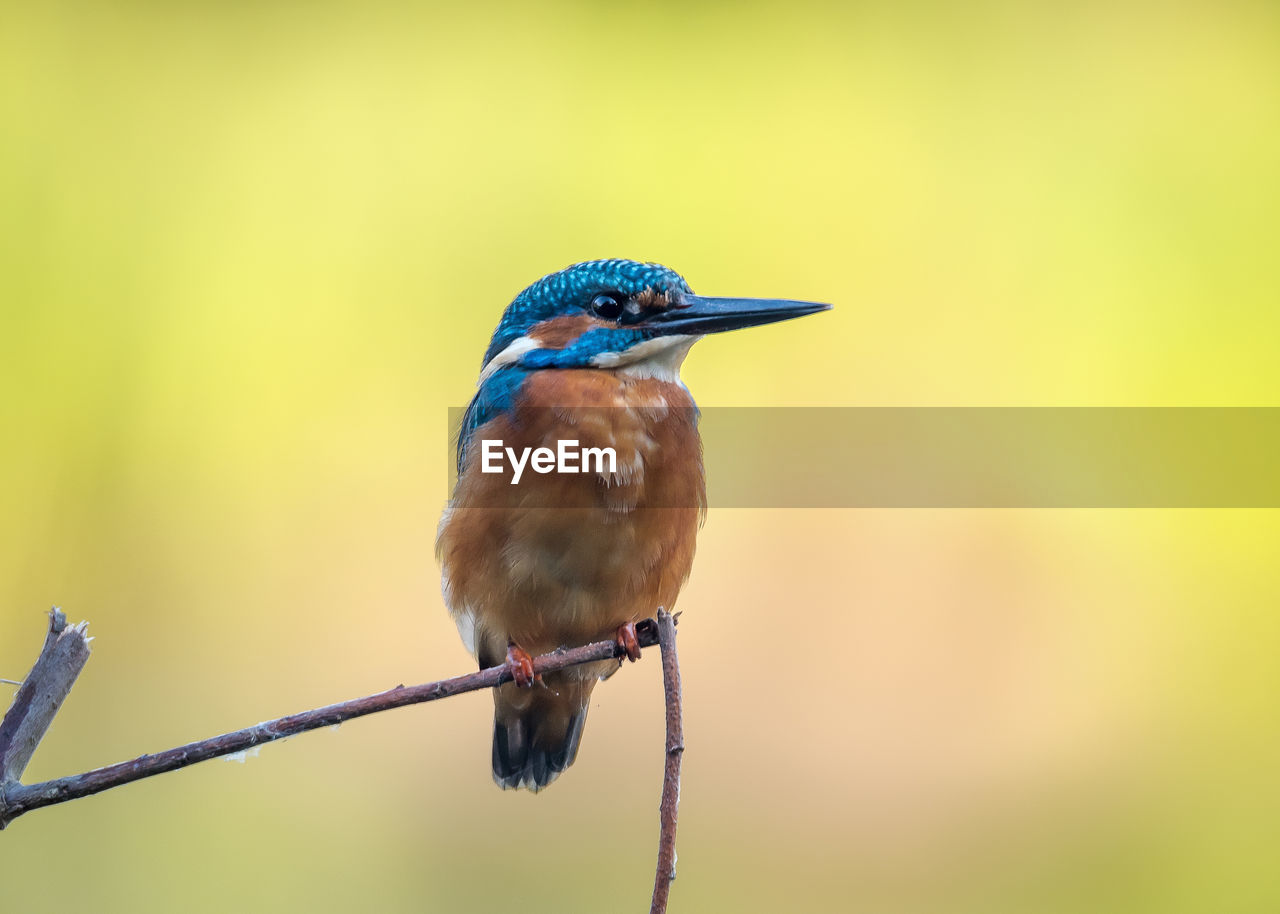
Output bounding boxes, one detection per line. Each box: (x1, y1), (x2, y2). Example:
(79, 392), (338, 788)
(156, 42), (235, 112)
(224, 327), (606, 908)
(2, 2), (1279, 912)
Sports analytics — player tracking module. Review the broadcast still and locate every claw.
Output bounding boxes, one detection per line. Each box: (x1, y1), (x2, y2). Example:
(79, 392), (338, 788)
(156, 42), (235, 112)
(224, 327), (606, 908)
(615, 622), (642, 662)
(505, 642), (537, 688)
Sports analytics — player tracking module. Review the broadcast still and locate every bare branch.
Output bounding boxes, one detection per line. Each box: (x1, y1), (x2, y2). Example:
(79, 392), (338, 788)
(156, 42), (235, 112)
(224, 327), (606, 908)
(650, 608), (684, 914)
(0, 608), (92, 785)
(1, 609), (693, 909)
(0, 618), (660, 830)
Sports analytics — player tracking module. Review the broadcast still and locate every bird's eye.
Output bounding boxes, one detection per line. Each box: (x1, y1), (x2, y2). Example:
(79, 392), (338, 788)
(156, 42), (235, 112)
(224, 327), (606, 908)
(590, 293), (624, 320)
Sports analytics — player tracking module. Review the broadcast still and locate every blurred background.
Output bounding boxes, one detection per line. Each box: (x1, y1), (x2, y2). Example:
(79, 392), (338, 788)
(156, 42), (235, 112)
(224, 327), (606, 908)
(2, 1), (1278, 911)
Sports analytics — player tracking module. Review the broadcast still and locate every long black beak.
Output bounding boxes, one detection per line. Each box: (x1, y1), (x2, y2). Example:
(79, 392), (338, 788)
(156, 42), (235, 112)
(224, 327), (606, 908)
(643, 292), (831, 336)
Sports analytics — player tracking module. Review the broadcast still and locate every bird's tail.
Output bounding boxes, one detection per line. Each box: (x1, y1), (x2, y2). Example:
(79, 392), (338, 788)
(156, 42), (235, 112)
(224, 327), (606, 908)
(492, 674), (595, 791)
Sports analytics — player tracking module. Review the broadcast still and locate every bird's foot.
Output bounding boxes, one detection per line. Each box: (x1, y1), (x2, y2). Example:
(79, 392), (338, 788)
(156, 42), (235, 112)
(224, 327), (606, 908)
(615, 622), (642, 662)
(505, 643), (538, 688)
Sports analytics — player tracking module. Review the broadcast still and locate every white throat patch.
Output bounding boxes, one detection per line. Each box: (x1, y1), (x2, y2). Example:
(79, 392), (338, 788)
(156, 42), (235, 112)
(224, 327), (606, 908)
(590, 334), (699, 383)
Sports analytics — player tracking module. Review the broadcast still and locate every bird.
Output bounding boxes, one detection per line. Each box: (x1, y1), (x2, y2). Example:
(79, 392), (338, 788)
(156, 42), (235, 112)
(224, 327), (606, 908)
(437, 259), (829, 791)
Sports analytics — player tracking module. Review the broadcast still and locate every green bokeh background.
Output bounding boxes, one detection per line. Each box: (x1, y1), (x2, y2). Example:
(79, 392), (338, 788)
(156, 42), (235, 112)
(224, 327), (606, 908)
(2, 2), (1278, 911)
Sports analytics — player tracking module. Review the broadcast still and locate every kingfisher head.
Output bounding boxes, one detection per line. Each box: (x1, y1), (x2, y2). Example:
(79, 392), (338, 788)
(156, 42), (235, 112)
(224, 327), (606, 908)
(459, 259), (829, 466)
(478, 258), (829, 381)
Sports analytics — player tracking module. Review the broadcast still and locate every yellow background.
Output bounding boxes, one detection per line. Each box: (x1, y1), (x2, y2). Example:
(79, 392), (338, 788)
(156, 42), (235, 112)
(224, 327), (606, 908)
(2, 2), (1278, 911)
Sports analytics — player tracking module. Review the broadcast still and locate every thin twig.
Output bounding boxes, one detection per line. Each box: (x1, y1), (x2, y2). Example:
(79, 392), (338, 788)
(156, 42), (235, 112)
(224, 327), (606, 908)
(0, 609), (91, 785)
(650, 608), (684, 914)
(0, 619), (661, 830)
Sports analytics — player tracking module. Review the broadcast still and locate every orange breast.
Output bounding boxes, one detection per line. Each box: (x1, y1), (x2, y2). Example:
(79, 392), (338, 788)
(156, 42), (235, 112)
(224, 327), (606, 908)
(437, 370), (705, 656)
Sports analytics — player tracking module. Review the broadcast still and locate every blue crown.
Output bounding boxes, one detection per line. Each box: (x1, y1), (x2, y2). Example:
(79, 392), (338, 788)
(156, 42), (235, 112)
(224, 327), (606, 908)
(481, 259), (693, 367)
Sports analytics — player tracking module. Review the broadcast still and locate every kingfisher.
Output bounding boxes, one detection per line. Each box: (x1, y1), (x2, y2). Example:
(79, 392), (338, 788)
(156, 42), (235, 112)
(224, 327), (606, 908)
(437, 259), (829, 790)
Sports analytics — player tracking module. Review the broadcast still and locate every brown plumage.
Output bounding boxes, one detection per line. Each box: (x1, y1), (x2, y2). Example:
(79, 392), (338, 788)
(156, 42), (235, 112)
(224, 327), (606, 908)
(437, 367), (704, 790)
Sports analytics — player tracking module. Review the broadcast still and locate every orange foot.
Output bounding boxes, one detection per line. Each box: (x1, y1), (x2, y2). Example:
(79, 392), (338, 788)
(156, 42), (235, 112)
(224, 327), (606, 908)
(506, 642), (538, 688)
(615, 622), (642, 662)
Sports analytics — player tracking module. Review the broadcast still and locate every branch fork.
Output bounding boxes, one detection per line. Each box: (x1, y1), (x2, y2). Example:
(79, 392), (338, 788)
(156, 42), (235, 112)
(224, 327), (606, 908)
(0, 606), (684, 912)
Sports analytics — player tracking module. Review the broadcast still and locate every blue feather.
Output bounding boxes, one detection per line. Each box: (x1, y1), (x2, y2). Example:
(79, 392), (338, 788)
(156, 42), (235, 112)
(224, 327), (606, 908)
(458, 260), (699, 473)
(480, 259), (692, 367)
